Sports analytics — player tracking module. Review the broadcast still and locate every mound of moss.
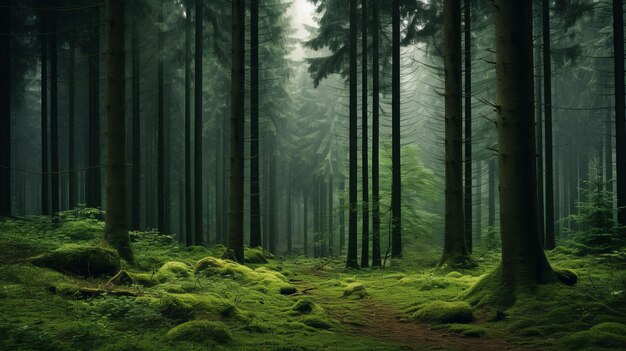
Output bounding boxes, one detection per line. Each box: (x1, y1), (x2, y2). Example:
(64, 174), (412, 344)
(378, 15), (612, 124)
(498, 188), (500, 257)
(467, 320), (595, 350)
(561, 322), (626, 350)
(157, 261), (191, 279)
(435, 323), (486, 337)
(292, 299), (316, 314)
(300, 315), (335, 330)
(155, 293), (236, 321)
(343, 282), (367, 299)
(245, 247), (269, 264)
(166, 320), (232, 344)
(30, 244), (120, 277)
(411, 301), (474, 324)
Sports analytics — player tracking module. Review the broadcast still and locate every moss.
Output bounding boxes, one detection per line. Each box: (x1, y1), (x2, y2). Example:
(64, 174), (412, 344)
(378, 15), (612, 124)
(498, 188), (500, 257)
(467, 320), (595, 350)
(155, 293), (237, 321)
(561, 322), (626, 350)
(554, 268), (578, 285)
(106, 270), (134, 286)
(435, 323), (487, 337)
(279, 286), (297, 295)
(166, 320), (232, 344)
(445, 271), (463, 278)
(300, 315), (335, 330)
(411, 301), (474, 324)
(30, 244), (120, 277)
(343, 282), (367, 299)
(57, 219), (103, 241)
(292, 299), (316, 313)
(157, 261), (191, 279)
(245, 247), (269, 264)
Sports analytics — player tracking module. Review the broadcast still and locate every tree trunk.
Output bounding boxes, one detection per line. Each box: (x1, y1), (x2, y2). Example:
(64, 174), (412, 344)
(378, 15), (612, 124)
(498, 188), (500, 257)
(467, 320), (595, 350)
(303, 191), (308, 256)
(494, 0), (554, 289)
(371, 0), (381, 267)
(287, 170), (292, 254)
(613, 0), (626, 232)
(50, 13), (58, 215)
(104, 0), (133, 262)
(184, 3), (192, 245)
(268, 138), (276, 254)
(542, 0), (555, 249)
(68, 27), (77, 211)
(87, 10), (101, 210)
(227, 0), (245, 262)
(157, 7), (165, 234)
(488, 158), (495, 241)
(463, 0), (472, 254)
(41, 13), (49, 215)
(360, 0), (369, 268)
(440, 0), (470, 267)
(475, 160), (482, 242)
(0, 1), (11, 215)
(250, 0), (262, 248)
(339, 178), (345, 256)
(194, 0), (204, 245)
(328, 181), (334, 256)
(346, 0), (359, 268)
(391, 0), (402, 259)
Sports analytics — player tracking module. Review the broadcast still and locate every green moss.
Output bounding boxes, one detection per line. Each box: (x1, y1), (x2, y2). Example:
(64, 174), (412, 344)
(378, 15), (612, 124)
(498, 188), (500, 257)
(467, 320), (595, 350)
(343, 282), (367, 299)
(292, 299), (316, 313)
(411, 301), (474, 324)
(554, 267), (578, 285)
(155, 293), (237, 321)
(435, 323), (487, 337)
(561, 322), (626, 350)
(300, 315), (336, 330)
(166, 320), (232, 344)
(30, 244), (120, 277)
(157, 261), (191, 278)
(279, 286), (297, 295)
(245, 247), (269, 264)
(445, 271), (463, 278)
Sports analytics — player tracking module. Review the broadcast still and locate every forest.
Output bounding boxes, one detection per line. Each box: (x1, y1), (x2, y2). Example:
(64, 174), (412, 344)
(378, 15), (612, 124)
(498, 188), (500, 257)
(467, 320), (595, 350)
(0, 0), (625, 350)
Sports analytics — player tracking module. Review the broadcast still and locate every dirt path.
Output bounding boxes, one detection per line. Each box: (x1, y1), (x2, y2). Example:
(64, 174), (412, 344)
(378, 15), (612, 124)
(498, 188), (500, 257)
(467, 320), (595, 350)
(293, 271), (539, 351)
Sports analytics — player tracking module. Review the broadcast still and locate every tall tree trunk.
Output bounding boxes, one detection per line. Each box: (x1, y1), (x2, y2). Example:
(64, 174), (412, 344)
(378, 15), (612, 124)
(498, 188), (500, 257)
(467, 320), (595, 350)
(463, 0), (472, 254)
(613, 0), (626, 232)
(303, 191), (308, 256)
(328, 181), (334, 256)
(227, 0), (245, 262)
(475, 160), (482, 242)
(131, 15), (140, 230)
(361, 0), (369, 268)
(215, 124), (222, 244)
(494, 0), (554, 291)
(287, 170), (292, 254)
(157, 7), (165, 234)
(391, 0), (402, 259)
(542, 0), (555, 249)
(605, 116), (613, 196)
(68, 28), (77, 210)
(50, 12), (59, 215)
(440, 0), (470, 267)
(104, 0), (133, 261)
(250, 0), (262, 248)
(41, 13), (49, 215)
(268, 139), (276, 254)
(488, 158), (496, 241)
(1, 1), (11, 215)
(87, 11), (101, 210)
(184, 4), (192, 245)
(371, 0), (381, 267)
(194, 0), (204, 245)
(347, 0), (359, 268)
(313, 181), (320, 258)
(320, 181), (327, 257)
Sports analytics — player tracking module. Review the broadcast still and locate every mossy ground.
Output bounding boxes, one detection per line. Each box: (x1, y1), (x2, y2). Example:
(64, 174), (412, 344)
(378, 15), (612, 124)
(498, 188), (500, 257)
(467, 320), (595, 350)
(1, 216), (625, 350)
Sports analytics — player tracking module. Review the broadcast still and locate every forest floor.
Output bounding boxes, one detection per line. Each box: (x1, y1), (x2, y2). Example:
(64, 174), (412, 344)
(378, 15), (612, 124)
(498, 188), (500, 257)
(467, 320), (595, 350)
(1, 213), (625, 351)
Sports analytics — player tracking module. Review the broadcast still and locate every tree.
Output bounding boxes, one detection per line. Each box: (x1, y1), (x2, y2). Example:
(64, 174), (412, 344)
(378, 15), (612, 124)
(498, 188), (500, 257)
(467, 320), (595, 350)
(613, 0), (626, 233)
(184, 0), (192, 245)
(50, 11), (59, 215)
(41, 12), (49, 215)
(87, 8), (101, 210)
(104, 0), (133, 262)
(68, 22), (77, 211)
(157, 6), (165, 234)
(463, 0), (472, 253)
(440, 0), (470, 267)
(250, 0), (262, 248)
(360, 0), (369, 268)
(131, 5), (141, 231)
(227, 0), (245, 263)
(0, 0), (11, 215)
(468, 0), (559, 306)
(194, 0), (204, 245)
(543, 0), (556, 249)
(391, 0), (402, 259)
(346, 0), (359, 269)
(371, 0), (381, 267)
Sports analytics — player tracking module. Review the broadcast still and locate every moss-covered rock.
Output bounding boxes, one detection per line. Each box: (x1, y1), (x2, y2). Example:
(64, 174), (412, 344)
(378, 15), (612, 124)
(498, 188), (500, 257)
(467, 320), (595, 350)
(411, 301), (474, 324)
(157, 261), (191, 279)
(245, 247), (269, 264)
(166, 320), (232, 344)
(30, 244), (120, 277)
(292, 299), (316, 313)
(445, 271), (463, 278)
(561, 322), (626, 350)
(155, 293), (236, 321)
(300, 315), (335, 330)
(554, 268), (578, 285)
(343, 282), (367, 299)
(436, 323), (487, 337)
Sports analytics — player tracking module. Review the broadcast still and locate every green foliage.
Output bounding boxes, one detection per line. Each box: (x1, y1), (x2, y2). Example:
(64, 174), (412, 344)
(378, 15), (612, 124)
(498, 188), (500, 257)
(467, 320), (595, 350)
(244, 247), (269, 264)
(409, 301), (474, 324)
(166, 320), (232, 344)
(342, 282), (367, 299)
(434, 323), (487, 337)
(561, 322), (626, 350)
(29, 244), (120, 277)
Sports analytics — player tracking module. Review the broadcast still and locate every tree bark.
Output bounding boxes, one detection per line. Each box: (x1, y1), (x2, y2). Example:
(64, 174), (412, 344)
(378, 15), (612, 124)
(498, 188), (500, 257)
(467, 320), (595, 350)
(184, 3), (192, 245)
(157, 7), (165, 234)
(440, 0), (470, 267)
(346, 0), (359, 268)
(250, 0), (262, 248)
(391, 0), (402, 259)
(303, 191), (308, 256)
(227, 0), (245, 262)
(371, 0), (381, 267)
(194, 0), (204, 245)
(361, 0), (369, 268)
(69, 26), (77, 211)
(488, 158), (495, 241)
(542, 0), (555, 249)
(50, 12), (58, 215)
(0, 1), (11, 215)
(613, 0), (626, 232)
(463, 0), (472, 254)
(87, 10), (101, 210)
(104, 0), (133, 262)
(41, 13), (49, 215)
